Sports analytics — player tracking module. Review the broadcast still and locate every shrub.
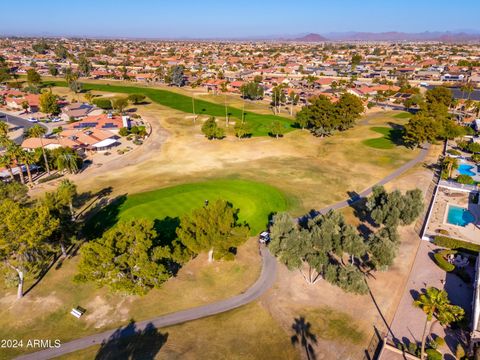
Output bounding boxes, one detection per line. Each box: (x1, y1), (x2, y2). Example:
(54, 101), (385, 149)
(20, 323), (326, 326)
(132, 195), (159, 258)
(433, 249), (456, 272)
(93, 98), (112, 110)
(438, 229), (449, 235)
(38, 173), (63, 184)
(119, 127), (129, 136)
(425, 348), (442, 360)
(434, 235), (480, 253)
(433, 336), (445, 348)
(472, 154), (480, 164)
(457, 174), (474, 185)
(447, 149), (461, 156)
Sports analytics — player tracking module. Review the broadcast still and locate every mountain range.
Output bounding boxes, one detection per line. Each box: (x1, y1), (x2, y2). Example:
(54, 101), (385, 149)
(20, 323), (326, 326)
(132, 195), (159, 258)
(286, 31), (480, 42)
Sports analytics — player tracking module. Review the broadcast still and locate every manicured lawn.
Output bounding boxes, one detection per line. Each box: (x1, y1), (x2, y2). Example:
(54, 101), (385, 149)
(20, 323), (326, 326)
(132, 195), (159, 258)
(393, 112), (412, 119)
(87, 179), (291, 236)
(44, 81), (293, 137)
(362, 126), (403, 149)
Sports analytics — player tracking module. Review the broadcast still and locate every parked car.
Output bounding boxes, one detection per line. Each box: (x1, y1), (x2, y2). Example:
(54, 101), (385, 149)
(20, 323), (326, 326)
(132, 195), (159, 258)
(27, 117), (38, 123)
(51, 117), (62, 122)
(259, 231), (270, 244)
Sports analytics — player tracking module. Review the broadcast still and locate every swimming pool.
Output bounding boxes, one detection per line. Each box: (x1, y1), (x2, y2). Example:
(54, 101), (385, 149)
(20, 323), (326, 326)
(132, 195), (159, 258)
(458, 164), (476, 177)
(446, 205), (476, 227)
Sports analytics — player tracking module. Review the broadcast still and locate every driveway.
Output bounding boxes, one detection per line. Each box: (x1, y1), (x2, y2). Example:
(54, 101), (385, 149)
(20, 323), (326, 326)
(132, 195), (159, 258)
(0, 111), (48, 144)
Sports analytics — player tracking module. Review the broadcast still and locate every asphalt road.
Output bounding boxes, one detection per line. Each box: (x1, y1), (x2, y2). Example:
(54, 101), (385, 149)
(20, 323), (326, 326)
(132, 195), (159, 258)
(16, 144), (431, 360)
(0, 111), (46, 144)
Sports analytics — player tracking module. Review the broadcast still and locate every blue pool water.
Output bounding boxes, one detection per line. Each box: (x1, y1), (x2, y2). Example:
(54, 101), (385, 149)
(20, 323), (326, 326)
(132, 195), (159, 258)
(458, 164), (476, 177)
(447, 205), (475, 227)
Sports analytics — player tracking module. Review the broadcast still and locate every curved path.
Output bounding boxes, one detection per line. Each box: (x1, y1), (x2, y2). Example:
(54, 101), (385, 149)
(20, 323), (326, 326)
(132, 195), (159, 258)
(15, 247), (277, 360)
(17, 144), (431, 360)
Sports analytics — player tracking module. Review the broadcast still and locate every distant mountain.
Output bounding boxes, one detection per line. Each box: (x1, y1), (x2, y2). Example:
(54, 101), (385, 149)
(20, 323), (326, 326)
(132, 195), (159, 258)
(324, 31), (480, 42)
(292, 33), (329, 42)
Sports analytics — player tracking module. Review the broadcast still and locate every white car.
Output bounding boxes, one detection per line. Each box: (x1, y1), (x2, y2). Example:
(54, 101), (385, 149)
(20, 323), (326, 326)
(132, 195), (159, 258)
(27, 117), (38, 123)
(51, 117), (62, 122)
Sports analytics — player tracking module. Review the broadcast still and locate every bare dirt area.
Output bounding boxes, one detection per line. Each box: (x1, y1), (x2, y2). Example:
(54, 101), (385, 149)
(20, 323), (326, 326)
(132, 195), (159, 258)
(259, 144), (440, 360)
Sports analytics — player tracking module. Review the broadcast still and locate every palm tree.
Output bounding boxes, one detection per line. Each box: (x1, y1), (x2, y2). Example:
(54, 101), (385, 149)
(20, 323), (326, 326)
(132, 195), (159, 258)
(0, 154), (14, 180)
(57, 179), (77, 216)
(6, 143), (25, 184)
(414, 287), (464, 359)
(28, 124), (50, 175)
(19, 150), (36, 185)
(473, 101), (480, 117)
(56, 152), (78, 174)
(0, 121), (9, 140)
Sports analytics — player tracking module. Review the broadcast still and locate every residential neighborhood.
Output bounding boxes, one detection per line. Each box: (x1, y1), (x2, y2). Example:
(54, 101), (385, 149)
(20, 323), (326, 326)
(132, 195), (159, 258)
(1, 1), (480, 360)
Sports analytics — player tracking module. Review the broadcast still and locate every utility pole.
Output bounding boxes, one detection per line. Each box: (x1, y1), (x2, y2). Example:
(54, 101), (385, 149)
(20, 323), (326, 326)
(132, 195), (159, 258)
(242, 90), (245, 124)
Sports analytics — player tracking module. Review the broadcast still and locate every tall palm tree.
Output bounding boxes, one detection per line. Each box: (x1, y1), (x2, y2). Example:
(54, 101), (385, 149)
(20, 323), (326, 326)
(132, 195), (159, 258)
(473, 101), (480, 117)
(414, 287), (464, 359)
(28, 124), (50, 175)
(0, 121), (9, 140)
(56, 152), (78, 174)
(6, 143), (25, 184)
(0, 154), (14, 180)
(19, 150), (36, 185)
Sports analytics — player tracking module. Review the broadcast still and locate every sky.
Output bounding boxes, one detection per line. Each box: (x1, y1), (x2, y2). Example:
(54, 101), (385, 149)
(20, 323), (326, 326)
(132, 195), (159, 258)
(1, 0), (479, 39)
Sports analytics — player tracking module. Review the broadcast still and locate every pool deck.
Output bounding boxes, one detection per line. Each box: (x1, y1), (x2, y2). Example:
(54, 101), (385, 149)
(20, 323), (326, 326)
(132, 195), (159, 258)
(425, 187), (480, 244)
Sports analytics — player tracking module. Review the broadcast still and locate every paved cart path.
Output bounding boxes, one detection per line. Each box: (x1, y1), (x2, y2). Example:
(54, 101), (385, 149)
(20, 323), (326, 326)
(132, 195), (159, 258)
(17, 144), (430, 360)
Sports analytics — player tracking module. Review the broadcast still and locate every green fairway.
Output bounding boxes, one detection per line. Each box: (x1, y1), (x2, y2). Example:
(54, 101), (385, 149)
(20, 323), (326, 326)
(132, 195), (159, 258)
(393, 112), (411, 119)
(88, 179), (291, 237)
(362, 126), (403, 149)
(45, 81), (293, 137)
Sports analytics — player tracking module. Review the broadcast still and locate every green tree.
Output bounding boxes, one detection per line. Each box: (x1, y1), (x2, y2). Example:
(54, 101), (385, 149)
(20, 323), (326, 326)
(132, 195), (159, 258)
(26, 68), (41, 86)
(112, 97), (129, 114)
(27, 125), (50, 175)
(54, 43), (68, 59)
(240, 81), (264, 100)
(176, 200), (249, 262)
(402, 113), (438, 148)
(234, 121), (252, 139)
(56, 150), (80, 174)
(39, 90), (60, 116)
(32, 39), (49, 54)
(127, 94), (146, 105)
(168, 65), (185, 86)
(269, 120), (285, 139)
(0, 199), (59, 299)
(6, 142), (25, 185)
(414, 287), (464, 359)
(77, 54), (92, 76)
(43, 180), (77, 257)
(0, 181), (29, 203)
(0, 154), (14, 180)
(201, 117), (224, 139)
(75, 219), (173, 295)
(48, 63), (58, 76)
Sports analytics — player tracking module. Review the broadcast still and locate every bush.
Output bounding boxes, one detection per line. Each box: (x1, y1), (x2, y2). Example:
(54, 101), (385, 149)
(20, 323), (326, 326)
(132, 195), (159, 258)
(447, 149), (461, 156)
(472, 154), (480, 164)
(426, 348), (442, 360)
(433, 249), (456, 272)
(119, 127), (129, 136)
(434, 235), (480, 253)
(457, 174), (475, 185)
(38, 173), (63, 183)
(432, 336), (445, 348)
(93, 98), (112, 110)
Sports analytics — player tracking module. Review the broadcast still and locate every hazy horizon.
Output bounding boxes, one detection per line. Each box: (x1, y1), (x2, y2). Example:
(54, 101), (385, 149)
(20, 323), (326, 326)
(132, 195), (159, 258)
(1, 0), (479, 39)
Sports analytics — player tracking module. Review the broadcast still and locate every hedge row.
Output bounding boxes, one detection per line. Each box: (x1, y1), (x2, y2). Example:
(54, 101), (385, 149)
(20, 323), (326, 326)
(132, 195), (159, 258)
(38, 173), (63, 184)
(434, 236), (480, 253)
(433, 249), (456, 272)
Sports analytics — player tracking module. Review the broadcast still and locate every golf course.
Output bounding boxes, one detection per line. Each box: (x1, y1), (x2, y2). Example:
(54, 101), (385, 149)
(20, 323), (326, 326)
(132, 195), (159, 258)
(44, 81), (294, 137)
(88, 179), (292, 237)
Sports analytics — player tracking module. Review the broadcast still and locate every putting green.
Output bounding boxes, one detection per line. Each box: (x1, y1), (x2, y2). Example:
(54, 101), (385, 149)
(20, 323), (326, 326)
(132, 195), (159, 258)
(90, 179), (291, 236)
(362, 126), (403, 149)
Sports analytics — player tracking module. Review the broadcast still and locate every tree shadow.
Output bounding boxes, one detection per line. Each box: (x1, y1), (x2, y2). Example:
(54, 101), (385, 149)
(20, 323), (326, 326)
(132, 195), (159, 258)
(82, 194), (127, 239)
(153, 216), (180, 247)
(291, 316), (317, 360)
(95, 320), (168, 360)
(386, 122), (406, 146)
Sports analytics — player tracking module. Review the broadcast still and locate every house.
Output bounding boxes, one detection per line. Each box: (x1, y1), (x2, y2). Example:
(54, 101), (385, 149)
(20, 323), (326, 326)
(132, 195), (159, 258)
(441, 73), (465, 82)
(66, 113), (124, 132)
(60, 102), (98, 122)
(5, 94), (40, 113)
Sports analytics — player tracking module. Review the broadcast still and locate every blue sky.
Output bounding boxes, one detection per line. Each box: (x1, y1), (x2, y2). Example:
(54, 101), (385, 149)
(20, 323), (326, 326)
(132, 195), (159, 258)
(1, 0), (479, 38)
